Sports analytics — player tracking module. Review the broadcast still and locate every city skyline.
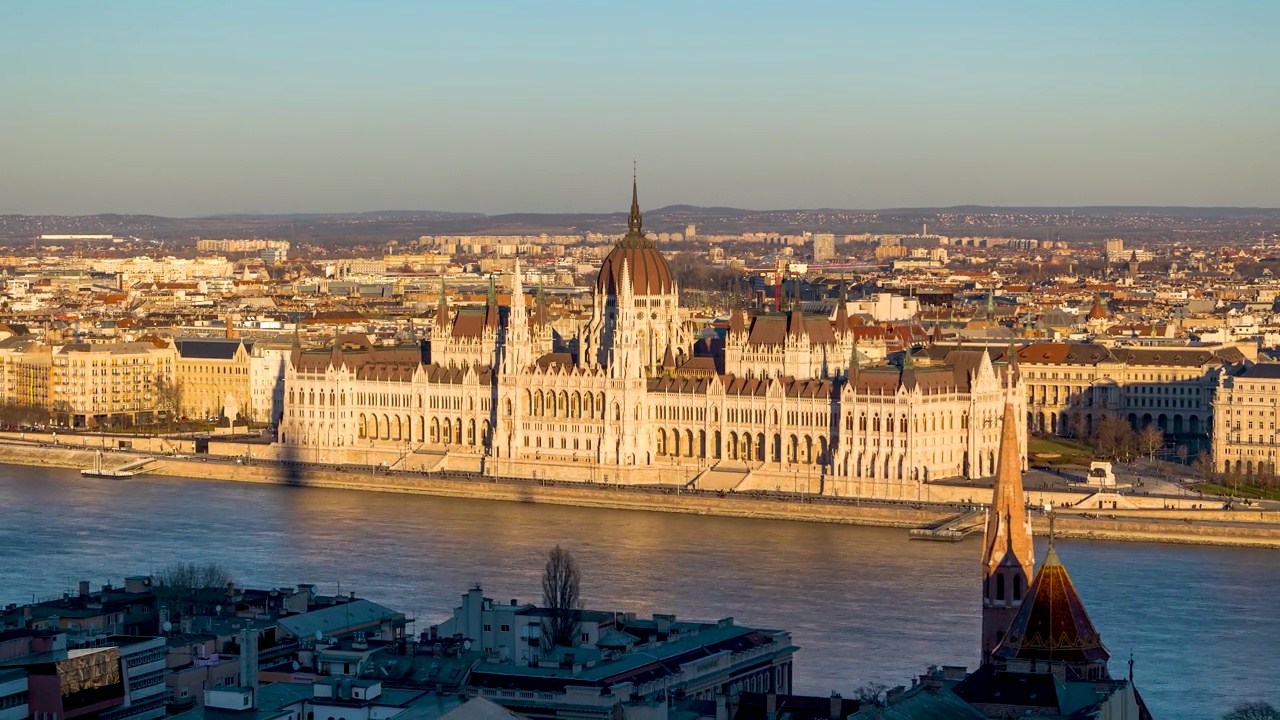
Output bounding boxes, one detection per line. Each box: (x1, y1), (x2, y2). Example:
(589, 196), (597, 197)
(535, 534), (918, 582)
(3, 1), (1278, 216)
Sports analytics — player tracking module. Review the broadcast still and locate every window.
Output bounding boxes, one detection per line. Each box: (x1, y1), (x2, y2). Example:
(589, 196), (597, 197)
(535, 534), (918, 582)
(500, 624), (510, 632)
(581, 633), (590, 643)
(484, 624), (491, 632)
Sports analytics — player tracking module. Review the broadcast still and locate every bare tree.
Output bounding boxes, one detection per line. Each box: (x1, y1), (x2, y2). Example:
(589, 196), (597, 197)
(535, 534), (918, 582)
(1223, 702), (1279, 720)
(853, 682), (888, 710)
(1066, 408), (1088, 439)
(52, 400), (73, 428)
(1092, 412), (1124, 458)
(1191, 453), (1214, 482)
(0, 402), (51, 428)
(1137, 425), (1164, 460)
(155, 376), (183, 426)
(540, 545), (582, 652)
(153, 561), (233, 620)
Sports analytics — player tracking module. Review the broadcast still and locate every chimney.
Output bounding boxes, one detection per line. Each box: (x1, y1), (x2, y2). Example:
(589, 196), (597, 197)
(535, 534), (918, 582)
(829, 693), (842, 720)
(766, 694), (777, 716)
(238, 629), (259, 692)
(715, 695), (728, 720)
(78, 580), (90, 597)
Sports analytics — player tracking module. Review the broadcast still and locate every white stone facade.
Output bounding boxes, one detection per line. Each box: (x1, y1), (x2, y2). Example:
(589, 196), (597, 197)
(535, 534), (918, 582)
(279, 190), (1026, 496)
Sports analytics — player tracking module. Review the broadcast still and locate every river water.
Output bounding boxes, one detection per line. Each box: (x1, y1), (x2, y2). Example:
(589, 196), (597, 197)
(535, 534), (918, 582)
(0, 466), (1275, 719)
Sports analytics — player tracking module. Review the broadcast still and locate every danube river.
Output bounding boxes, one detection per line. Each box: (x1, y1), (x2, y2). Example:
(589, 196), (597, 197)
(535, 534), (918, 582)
(1, 467), (1275, 719)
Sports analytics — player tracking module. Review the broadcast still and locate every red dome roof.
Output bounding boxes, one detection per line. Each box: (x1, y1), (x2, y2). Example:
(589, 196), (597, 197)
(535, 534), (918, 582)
(595, 175), (675, 297)
(596, 238), (674, 297)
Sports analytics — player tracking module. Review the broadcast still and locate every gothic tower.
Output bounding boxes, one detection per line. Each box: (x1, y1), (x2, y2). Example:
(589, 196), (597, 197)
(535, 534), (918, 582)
(980, 394), (1035, 662)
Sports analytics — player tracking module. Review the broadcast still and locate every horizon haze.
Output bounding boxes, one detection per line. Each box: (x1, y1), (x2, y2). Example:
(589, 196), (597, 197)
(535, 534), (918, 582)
(2, 1), (1278, 215)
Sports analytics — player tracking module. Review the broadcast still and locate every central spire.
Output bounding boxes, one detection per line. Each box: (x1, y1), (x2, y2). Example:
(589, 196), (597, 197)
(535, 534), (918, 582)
(980, 397), (1035, 663)
(628, 162), (643, 235)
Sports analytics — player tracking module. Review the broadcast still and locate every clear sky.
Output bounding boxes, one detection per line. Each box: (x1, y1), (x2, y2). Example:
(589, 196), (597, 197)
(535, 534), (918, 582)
(2, 1), (1277, 216)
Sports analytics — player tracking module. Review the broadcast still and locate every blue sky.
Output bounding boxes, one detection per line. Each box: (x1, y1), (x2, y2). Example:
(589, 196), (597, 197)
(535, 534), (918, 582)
(1, 1), (1277, 215)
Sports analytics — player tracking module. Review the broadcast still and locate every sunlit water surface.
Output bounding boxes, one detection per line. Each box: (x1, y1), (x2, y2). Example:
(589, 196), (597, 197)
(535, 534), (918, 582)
(1, 466), (1275, 719)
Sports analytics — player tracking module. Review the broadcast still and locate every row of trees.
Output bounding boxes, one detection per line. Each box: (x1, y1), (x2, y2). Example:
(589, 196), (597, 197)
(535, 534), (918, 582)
(153, 561), (235, 620)
(1057, 409), (1167, 461)
(0, 402), (52, 427)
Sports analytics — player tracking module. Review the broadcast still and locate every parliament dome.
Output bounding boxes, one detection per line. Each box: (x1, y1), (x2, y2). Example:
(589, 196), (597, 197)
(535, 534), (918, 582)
(595, 178), (675, 297)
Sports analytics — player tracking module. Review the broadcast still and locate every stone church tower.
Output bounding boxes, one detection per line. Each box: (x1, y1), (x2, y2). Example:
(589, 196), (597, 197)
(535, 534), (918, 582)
(980, 367), (1035, 663)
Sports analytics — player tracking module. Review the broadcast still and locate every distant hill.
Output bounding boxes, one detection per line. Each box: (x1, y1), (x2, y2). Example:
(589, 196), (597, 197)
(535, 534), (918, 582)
(2, 204), (1278, 244)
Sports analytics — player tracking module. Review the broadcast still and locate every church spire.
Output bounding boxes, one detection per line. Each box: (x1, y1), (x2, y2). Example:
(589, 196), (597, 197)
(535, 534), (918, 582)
(981, 397), (1035, 663)
(627, 162), (643, 235)
(993, 507), (1111, 679)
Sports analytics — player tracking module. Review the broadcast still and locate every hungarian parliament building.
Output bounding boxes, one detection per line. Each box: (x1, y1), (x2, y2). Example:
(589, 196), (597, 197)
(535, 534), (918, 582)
(280, 182), (1026, 496)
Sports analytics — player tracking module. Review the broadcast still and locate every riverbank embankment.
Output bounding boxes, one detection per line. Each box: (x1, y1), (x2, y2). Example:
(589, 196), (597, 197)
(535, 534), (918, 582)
(4, 440), (1278, 548)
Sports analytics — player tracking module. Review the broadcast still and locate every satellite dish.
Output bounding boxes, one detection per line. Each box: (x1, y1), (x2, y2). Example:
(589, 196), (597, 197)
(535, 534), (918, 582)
(462, 639), (472, 651)
(291, 661), (300, 671)
(215, 605), (222, 614)
(162, 621), (173, 633)
(315, 629), (325, 642)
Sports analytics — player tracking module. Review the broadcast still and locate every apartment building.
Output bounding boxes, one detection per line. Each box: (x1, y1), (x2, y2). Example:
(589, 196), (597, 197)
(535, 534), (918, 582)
(431, 585), (797, 720)
(0, 338), (53, 410)
(1212, 363), (1280, 477)
(52, 342), (178, 428)
(173, 339), (254, 421)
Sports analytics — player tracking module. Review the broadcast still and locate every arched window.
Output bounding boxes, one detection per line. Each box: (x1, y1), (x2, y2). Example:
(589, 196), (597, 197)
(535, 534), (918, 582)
(996, 574), (1006, 601)
(1013, 574), (1023, 601)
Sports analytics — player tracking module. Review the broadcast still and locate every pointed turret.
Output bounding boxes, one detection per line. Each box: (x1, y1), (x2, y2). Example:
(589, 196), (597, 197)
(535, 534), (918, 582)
(329, 332), (345, 370)
(834, 283), (850, 335)
(848, 335), (861, 381)
(436, 276), (449, 322)
(787, 303), (806, 338)
(503, 258), (529, 373)
(993, 527), (1111, 680)
(533, 279), (549, 328)
(981, 398), (1035, 663)
(1087, 295), (1109, 321)
(627, 165), (643, 236)
(729, 306), (746, 336)
(487, 273), (497, 306)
